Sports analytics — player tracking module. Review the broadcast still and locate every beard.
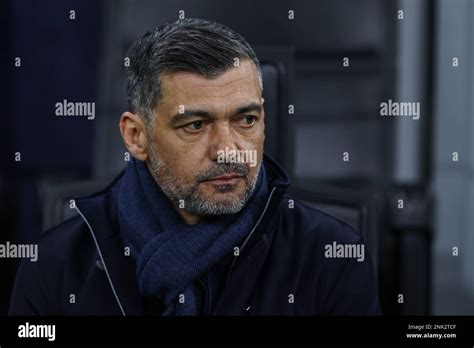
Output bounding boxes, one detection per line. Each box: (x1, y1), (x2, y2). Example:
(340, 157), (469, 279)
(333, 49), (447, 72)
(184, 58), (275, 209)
(147, 141), (261, 216)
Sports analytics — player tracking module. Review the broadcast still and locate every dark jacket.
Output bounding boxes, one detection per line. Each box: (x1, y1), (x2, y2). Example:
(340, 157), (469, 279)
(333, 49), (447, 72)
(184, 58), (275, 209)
(9, 156), (381, 315)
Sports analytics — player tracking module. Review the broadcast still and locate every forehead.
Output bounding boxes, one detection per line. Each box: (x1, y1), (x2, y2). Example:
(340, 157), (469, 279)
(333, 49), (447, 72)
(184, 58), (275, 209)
(159, 60), (261, 108)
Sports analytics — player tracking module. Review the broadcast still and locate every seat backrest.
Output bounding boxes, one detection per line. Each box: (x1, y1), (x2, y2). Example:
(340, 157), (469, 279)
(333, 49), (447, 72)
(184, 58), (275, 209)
(39, 176), (115, 232)
(289, 180), (382, 271)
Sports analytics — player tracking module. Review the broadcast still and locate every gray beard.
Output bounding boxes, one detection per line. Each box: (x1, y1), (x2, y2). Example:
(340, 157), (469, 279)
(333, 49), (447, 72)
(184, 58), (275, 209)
(147, 142), (261, 216)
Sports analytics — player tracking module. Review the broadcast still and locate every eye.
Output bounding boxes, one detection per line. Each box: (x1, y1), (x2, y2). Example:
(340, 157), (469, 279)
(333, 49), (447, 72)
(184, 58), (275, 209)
(240, 115), (257, 127)
(184, 120), (204, 131)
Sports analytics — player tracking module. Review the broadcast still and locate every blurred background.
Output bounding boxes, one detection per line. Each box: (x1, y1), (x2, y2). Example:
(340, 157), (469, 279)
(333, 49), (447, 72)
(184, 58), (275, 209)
(1, 0), (473, 316)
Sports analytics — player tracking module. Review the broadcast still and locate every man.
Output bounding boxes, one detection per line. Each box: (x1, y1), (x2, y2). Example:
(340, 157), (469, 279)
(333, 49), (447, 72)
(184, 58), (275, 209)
(9, 18), (381, 315)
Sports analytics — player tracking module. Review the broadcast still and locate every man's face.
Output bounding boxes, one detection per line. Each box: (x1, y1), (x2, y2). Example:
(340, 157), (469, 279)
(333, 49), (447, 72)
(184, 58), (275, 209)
(147, 59), (265, 217)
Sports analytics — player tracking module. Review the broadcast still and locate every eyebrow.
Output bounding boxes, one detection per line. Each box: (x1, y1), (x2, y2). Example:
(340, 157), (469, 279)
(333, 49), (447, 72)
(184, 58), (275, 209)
(233, 102), (263, 116)
(169, 102), (263, 126)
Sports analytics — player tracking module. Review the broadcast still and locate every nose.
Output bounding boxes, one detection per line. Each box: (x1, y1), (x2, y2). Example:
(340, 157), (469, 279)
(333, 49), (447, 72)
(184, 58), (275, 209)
(209, 122), (239, 163)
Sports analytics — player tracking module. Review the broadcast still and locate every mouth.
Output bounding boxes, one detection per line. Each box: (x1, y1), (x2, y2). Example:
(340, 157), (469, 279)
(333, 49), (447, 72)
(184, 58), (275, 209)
(201, 173), (244, 185)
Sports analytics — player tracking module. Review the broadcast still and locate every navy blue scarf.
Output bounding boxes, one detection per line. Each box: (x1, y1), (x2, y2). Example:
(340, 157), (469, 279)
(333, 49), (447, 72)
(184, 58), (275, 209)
(114, 158), (268, 315)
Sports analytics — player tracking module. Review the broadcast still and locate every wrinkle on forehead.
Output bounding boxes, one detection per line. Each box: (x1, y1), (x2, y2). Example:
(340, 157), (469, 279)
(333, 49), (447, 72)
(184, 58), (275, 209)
(162, 61), (261, 98)
(173, 76), (259, 99)
(180, 85), (255, 99)
(176, 75), (251, 89)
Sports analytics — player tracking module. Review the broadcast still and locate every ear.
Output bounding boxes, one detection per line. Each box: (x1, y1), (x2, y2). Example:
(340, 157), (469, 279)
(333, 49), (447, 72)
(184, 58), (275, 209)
(119, 111), (149, 161)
